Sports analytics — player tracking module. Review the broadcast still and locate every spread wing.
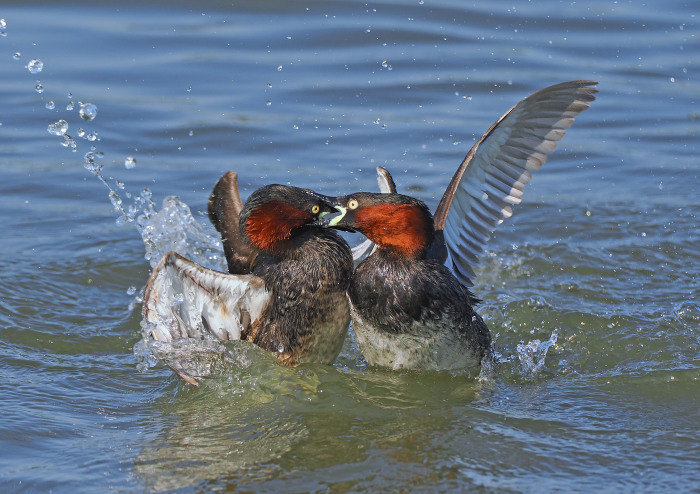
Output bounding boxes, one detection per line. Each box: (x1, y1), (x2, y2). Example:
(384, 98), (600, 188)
(142, 251), (271, 383)
(433, 80), (598, 286)
(351, 166), (396, 260)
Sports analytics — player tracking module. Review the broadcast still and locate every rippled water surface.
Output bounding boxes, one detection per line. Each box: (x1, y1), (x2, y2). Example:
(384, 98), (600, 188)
(1, 1), (698, 492)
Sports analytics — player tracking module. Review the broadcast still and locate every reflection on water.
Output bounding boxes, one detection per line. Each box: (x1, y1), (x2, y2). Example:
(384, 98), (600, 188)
(134, 356), (483, 491)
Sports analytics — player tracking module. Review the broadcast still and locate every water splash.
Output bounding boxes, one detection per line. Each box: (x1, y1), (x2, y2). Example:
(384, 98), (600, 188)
(136, 195), (224, 270)
(516, 328), (559, 379)
(11, 25), (231, 379)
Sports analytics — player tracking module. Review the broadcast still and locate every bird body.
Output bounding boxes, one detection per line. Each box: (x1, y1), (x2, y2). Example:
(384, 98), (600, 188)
(142, 175), (353, 383)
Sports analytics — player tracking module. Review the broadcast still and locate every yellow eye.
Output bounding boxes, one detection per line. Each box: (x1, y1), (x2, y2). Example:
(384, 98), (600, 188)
(348, 199), (359, 210)
(311, 204), (320, 214)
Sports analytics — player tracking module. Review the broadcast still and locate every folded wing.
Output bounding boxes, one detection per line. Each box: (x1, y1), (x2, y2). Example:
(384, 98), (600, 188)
(433, 80), (598, 286)
(351, 166), (397, 260)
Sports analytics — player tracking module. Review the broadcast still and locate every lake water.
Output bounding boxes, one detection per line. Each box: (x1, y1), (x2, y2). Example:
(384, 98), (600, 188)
(1, 1), (698, 492)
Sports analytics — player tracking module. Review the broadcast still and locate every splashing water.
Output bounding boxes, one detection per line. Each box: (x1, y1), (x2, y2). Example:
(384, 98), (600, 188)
(10, 22), (260, 380)
(516, 328), (559, 379)
(136, 195), (224, 270)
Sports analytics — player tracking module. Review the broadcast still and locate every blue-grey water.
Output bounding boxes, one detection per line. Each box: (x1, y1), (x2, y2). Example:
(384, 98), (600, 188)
(1, 1), (698, 492)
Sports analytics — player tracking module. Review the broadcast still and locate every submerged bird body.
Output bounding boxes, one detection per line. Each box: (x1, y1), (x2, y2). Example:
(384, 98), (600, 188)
(324, 80), (598, 372)
(143, 174), (353, 382)
(350, 248), (490, 371)
(243, 225), (353, 366)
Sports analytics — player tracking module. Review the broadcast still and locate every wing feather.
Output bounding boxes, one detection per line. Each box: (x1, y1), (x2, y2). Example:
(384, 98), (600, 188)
(142, 251), (270, 343)
(433, 80), (598, 286)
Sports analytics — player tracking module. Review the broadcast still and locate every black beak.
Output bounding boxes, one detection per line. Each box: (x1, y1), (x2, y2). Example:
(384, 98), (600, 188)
(304, 190), (348, 228)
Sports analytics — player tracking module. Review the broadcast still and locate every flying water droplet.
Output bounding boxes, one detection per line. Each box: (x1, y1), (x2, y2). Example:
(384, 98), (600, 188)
(277, 65), (283, 71)
(27, 59), (43, 74)
(47, 119), (69, 135)
(79, 102), (97, 121)
(35, 82), (44, 93)
(108, 190), (122, 211)
(66, 101), (75, 111)
(13, 52), (21, 61)
(45, 100), (55, 110)
(61, 134), (77, 151)
(126, 286), (137, 296)
(266, 100), (272, 106)
(124, 156), (137, 169)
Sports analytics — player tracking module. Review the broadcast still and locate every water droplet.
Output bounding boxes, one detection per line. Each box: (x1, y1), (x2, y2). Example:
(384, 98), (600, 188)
(173, 293), (185, 306)
(277, 65), (283, 71)
(66, 101), (75, 111)
(108, 190), (122, 211)
(27, 59), (43, 74)
(34, 82), (44, 93)
(126, 286), (137, 295)
(116, 179), (125, 189)
(293, 124), (299, 130)
(124, 156), (137, 169)
(87, 132), (97, 142)
(61, 134), (77, 150)
(13, 52), (21, 61)
(188, 130), (194, 137)
(266, 100), (272, 106)
(45, 100), (55, 110)
(79, 102), (97, 121)
(77, 128), (85, 138)
(278, 344), (284, 353)
(47, 119), (69, 135)
(0, 19), (6, 29)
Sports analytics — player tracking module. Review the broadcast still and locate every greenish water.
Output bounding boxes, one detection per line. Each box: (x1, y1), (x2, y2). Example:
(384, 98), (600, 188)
(0, 1), (698, 492)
